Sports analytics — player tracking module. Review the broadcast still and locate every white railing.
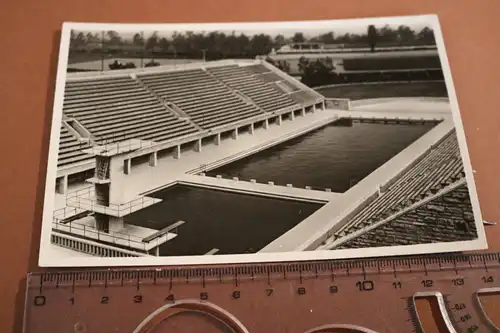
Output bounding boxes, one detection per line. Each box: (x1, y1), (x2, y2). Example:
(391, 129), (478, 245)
(65, 185), (95, 205)
(53, 206), (88, 222)
(52, 220), (163, 251)
(51, 233), (150, 257)
(89, 138), (157, 154)
(66, 192), (160, 218)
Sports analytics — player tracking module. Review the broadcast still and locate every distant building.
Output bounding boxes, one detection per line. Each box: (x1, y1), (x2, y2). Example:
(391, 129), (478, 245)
(271, 42), (437, 55)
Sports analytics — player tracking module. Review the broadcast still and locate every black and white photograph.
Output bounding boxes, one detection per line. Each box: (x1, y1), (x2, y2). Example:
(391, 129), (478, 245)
(39, 15), (487, 267)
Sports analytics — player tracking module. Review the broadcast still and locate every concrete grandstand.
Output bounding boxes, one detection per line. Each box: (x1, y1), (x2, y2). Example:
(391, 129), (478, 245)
(315, 128), (474, 250)
(49, 58), (477, 259)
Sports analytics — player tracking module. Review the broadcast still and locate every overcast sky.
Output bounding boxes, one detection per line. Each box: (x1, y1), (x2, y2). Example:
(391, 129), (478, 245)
(70, 15), (436, 40)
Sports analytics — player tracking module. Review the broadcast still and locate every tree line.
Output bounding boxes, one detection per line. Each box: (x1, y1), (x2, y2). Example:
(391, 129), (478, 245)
(69, 24), (436, 60)
(266, 55), (443, 87)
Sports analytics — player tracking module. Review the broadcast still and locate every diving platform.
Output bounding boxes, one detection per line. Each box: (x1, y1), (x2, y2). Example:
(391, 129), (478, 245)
(205, 248), (220, 255)
(65, 186), (162, 218)
(53, 137), (183, 257)
(52, 202), (185, 256)
(142, 220), (185, 243)
(53, 217), (178, 252)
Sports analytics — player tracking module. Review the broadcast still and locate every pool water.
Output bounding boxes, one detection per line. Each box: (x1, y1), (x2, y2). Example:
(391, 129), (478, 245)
(125, 184), (323, 256)
(207, 121), (436, 192)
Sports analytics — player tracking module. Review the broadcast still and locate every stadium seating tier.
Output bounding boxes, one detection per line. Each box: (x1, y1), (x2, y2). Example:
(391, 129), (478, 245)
(137, 68), (265, 129)
(330, 129), (467, 244)
(335, 185), (476, 248)
(63, 75), (200, 146)
(206, 65), (300, 113)
(58, 125), (92, 167)
(57, 62), (323, 168)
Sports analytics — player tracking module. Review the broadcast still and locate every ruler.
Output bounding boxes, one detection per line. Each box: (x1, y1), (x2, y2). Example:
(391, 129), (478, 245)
(23, 252), (500, 333)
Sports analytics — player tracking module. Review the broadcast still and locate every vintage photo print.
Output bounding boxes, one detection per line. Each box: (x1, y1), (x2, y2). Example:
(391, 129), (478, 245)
(38, 14), (487, 267)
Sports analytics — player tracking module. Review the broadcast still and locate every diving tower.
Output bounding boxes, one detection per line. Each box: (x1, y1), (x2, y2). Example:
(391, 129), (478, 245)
(59, 139), (185, 256)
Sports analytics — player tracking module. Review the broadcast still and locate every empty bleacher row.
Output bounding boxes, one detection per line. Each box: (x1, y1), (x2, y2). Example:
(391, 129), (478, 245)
(57, 62), (324, 169)
(245, 64), (322, 105)
(63, 76), (200, 144)
(206, 65), (300, 113)
(136, 69), (264, 129)
(258, 71), (288, 84)
(256, 71), (300, 94)
(335, 184), (476, 248)
(58, 125), (92, 167)
(244, 64), (271, 74)
(331, 129), (464, 241)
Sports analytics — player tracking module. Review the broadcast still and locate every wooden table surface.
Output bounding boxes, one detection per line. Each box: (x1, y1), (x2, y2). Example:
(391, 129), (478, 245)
(1, 0), (500, 332)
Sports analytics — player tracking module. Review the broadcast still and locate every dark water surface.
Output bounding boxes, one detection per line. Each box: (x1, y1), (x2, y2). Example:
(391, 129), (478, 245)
(126, 185), (323, 256)
(126, 122), (435, 256)
(207, 122), (436, 192)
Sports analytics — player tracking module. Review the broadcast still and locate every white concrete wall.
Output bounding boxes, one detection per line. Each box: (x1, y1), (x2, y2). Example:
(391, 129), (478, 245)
(109, 156), (127, 205)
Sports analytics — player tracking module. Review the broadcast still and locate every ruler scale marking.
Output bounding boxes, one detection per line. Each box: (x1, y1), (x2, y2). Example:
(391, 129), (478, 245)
(23, 252), (500, 333)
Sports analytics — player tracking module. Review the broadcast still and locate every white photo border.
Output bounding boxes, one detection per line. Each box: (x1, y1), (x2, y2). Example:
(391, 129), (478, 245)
(38, 14), (488, 267)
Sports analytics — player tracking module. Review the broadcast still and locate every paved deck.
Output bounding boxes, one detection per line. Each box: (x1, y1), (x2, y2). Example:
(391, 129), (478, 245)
(351, 97), (450, 110)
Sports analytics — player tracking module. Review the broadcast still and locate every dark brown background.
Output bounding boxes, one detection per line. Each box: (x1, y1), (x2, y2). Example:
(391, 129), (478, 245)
(2, 0), (500, 332)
